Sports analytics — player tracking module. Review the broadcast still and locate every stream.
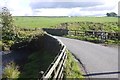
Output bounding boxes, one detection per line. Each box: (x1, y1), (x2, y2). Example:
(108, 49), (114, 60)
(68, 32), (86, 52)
(0, 50), (31, 76)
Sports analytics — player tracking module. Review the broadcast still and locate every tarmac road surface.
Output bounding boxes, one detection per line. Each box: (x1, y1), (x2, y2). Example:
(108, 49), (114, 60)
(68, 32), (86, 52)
(55, 36), (119, 78)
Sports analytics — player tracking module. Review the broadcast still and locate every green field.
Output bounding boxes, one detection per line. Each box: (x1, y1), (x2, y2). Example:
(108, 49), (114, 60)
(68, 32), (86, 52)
(14, 16), (118, 28)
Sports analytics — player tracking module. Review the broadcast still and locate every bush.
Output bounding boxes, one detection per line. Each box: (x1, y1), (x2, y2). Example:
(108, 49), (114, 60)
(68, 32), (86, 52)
(2, 61), (20, 79)
(8, 40), (14, 46)
(105, 40), (115, 44)
(2, 40), (14, 51)
(1, 7), (17, 41)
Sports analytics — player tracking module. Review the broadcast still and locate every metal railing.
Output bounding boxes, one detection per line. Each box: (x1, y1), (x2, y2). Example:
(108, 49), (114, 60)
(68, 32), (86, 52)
(40, 35), (67, 80)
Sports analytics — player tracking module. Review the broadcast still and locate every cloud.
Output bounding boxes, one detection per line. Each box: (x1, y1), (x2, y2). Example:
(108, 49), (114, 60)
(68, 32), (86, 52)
(118, 1), (120, 16)
(0, 0), (33, 16)
(0, 0), (119, 16)
(29, 0), (119, 16)
(80, 6), (115, 11)
(31, 8), (108, 16)
(30, 2), (103, 9)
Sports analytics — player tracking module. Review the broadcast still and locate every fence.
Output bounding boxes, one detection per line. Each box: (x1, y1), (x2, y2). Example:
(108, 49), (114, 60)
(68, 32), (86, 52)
(42, 28), (68, 36)
(40, 35), (67, 80)
(69, 30), (119, 40)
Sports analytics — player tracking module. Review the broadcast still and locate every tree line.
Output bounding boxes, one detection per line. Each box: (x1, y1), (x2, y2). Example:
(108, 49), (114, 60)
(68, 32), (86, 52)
(106, 12), (117, 17)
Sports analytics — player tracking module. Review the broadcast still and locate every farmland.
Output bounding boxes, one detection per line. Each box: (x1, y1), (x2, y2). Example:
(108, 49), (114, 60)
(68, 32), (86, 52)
(14, 16), (119, 45)
(14, 16), (118, 28)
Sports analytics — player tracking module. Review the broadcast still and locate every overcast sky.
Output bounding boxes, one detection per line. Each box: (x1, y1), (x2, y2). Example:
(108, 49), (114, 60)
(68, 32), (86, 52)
(0, 0), (119, 16)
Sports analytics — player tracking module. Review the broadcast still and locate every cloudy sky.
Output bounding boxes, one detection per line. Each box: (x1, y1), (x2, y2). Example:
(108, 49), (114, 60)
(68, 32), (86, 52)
(0, 0), (119, 16)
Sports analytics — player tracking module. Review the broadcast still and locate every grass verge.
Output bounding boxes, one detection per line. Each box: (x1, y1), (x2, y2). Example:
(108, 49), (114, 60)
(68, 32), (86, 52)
(64, 50), (84, 79)
(65, 35), (119, 45)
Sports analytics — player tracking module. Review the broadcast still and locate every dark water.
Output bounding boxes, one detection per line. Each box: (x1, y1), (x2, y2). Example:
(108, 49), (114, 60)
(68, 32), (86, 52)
(1, 50), (30, 73)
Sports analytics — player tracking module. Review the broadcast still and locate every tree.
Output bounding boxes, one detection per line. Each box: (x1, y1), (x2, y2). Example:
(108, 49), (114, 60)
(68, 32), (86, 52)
(0, 7), (16, 41)
(106, 12), (117, 17)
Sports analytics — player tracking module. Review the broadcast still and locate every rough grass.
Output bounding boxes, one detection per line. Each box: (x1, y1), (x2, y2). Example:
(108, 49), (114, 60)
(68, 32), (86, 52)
(64, 50), (84, 79)
(14, 16), (117, 28)
(2, 61), (20, 78)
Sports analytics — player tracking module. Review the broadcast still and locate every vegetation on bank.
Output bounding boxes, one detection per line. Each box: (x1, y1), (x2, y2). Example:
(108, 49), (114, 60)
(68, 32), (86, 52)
(0, 7), (44, 51)
(60, 22), (118, 32)
(20, 51), (57, 78)
(58, 21), (119, 45)
(1, 7), (45, 79)
(3, 50), (84, 79)
(64, 50), (84, 79)
(2, 29), (44, 51)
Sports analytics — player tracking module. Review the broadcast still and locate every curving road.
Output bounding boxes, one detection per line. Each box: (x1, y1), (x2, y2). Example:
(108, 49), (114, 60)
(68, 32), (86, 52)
(55, 36), (119, 78)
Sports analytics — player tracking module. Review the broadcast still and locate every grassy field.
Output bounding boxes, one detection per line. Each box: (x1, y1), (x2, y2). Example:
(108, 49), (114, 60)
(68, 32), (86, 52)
(14, 16), (118, 28)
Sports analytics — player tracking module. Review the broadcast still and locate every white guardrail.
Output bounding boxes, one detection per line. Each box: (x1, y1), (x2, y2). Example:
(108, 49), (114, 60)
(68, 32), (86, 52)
(40, 35), (67, 80)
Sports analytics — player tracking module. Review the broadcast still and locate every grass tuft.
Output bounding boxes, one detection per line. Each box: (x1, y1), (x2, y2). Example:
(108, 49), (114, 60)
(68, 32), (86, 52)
(3, 61), (20, 78)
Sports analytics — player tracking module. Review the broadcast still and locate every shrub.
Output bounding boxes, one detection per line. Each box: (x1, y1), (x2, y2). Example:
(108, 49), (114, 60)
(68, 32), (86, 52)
(2, 61), (20, 79)
(1, 7), (17, 41)
(105, 40), (115, 44)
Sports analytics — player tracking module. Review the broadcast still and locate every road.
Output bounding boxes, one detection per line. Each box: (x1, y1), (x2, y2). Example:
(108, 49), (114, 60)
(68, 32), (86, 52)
(55, 36), (119, 78)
